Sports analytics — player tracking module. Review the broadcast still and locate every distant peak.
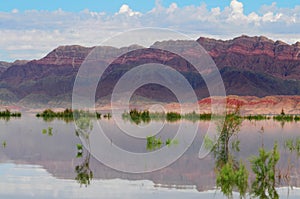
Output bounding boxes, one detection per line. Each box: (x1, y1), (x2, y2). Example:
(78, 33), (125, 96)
(232, 35), (274, 43)
(274, 40), (288, 46)
(198, 35), (275, 44)
(13, 60), (29, 65)
(54, 45), (93, 51)
(258, 35), (272, 42)
(32, 45), (94, 67)
(197, 34), (300, 62)
(294, 41), (300, 47)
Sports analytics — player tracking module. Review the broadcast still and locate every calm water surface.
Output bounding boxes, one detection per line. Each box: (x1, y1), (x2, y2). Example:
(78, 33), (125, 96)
(0, 114), (300, 198)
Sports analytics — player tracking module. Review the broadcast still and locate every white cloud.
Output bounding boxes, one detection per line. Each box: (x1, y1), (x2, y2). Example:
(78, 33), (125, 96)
(248, 12), (260, 25)
(227, 0), (250, 24)
(0, 1), (300, 61)
(230, 0), (244, 15)
(117, 4), (141, 16)
(211, 7), (221, 16)
(262, 11), (282, 22)
(167, 3), (178, 14)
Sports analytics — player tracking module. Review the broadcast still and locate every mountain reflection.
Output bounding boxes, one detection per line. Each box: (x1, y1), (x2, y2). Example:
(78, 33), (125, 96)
(0, 115), (299, 196)
(75, 150), (93, 187)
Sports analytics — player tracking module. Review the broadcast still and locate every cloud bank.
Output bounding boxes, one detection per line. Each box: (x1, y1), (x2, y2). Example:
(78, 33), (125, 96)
(1, 0), (300, 61)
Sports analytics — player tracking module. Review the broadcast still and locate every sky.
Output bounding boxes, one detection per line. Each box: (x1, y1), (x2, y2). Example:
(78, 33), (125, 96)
(1, 0), (300, 61)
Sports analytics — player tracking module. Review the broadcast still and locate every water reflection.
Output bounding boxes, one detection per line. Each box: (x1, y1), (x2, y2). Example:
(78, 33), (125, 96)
(250, 143), (280, 199)
(146, 135), (179, 151)
(2, 141), (6, 148)
(206, 107), (288, 198)
(42, 127), (53, 136)
(75, 149), (93, 187)
(214, 110), (249, 198)
(74, 111), (94, 187)
(0, 115), (300, 198)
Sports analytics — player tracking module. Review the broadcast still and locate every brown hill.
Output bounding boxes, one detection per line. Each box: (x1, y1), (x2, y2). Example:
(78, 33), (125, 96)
(0, 35), (299, 107)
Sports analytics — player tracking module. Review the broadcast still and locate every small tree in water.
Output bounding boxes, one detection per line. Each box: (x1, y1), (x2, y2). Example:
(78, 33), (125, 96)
(216, 160), (248, 199)
(212, 106), (281, 199)
(214, 106), (243, 168)
(75, 152), (93, 187)
(281, 108), (285, 116)
(212, 106), (249, 198)
(250, 142), (280, 199)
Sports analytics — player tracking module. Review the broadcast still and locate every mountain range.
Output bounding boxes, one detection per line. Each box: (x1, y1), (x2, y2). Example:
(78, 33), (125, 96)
(0, 35), (300, 108)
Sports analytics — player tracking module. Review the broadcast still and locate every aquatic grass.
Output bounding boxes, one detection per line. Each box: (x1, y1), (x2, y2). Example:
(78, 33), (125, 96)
(76, 144), (83, 158)
(244, 114), (270, 121)
(75, 152), (93, 187)
(294, 115), (300, 122)
(166, 112), (181, 122)
(103, 113), (111, 119)
(146, 136), (178, 151)
(0, 109), (21, 118)
(273, 114), (294, 122)
(216, 160), (249, 199)
(250, 142), (280, 199)
(36, 108), (102, 122)
(183, 111), (212, 122)
(42, 127), (53, 136)
(122, 109), (150, 124)
(284, 137), (300, 157)
(2, 141), (6, 148)
(123, 109), (300, 124)
(146, 135), (163, 151)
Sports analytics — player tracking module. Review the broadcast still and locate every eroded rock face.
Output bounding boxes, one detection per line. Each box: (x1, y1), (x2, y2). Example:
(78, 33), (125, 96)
(197, 95), (300, 115)
(198, 35), (300, 60)
(34, 45), (94, 67)
(0, 35), (299, 106)
(198, 35), (300, 79)
(96, 95), (300, 115)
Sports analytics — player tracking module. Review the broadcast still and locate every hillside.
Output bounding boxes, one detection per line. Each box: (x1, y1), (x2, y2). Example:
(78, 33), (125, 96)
(0, 35), (299, 108)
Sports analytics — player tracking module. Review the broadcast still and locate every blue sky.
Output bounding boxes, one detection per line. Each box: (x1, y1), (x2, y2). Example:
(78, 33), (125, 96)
(0, 0), (299, 14)
(0, 0), (300, 61)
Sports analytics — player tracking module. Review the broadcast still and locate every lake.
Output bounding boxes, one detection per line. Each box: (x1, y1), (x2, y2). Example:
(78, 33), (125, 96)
(0, 114), (300, 198)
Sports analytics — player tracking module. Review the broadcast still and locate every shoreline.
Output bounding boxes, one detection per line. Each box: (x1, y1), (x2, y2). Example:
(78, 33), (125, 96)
(0, 95), (300, 115)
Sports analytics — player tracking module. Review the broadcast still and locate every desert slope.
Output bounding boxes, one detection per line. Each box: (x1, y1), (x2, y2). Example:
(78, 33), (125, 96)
(0, 35), (299, 108)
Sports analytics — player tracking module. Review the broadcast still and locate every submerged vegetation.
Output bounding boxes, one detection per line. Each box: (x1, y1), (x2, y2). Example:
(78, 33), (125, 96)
(250, 143), (280, 199)
(123, 109), (300, 124)
(42, 127), (53, 136)
(205, 106), (283, 198)
(74, 122), (93, 187)
(75, 150), (93, 187)
(184, 111), (212, 121)
(125, 109), (151, 124)
(0, 109), (21, 120)
(102, 113), (111, 119)
(211, 107), (249, 198)
(166, 112), (181, 122)
(216, 160), (249, 198)
(284, 137), (300, 157)
(146, 135), (178, 151)
(123, 109), (214, 124)
(245, 114), (270, 121)
(2, 104), (297, 194)
(0, 105), (297, 192)
(76, 144), (83, 158)
(2, 141), (6, 148)
(273, 108), (300, 122)
(123, 109), (184, 124)
(36, 108), (106, 122)
(1, 106), (299, 124)
(273, 114), (299, 122)
(146, 135), (163, 151)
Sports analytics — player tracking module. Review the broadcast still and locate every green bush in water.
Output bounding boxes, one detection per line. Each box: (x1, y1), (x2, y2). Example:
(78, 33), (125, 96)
(250, 143), (280, 199)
